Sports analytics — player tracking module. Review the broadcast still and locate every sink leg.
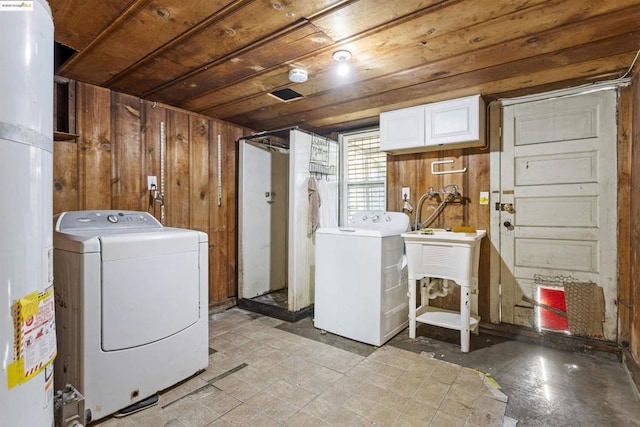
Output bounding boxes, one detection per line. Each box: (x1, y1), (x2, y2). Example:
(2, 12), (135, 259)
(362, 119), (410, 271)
(409, 278), (416, 339)
(460, 286), (470, 352)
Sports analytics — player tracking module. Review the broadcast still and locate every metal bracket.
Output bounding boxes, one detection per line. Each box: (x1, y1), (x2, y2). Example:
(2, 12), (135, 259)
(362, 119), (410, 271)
(54, 384), (87, 427)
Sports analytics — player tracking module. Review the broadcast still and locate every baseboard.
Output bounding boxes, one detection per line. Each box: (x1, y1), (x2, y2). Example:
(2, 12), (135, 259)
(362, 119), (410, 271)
(208, 297), (236, 314)
(622, 350), (640, 398)
(236, 298), (313, 322)
(479, 322), (621, 359)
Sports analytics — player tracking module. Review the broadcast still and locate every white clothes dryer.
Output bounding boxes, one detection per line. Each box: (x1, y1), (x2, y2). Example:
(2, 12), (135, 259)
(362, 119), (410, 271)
(314, 211), (410, 346)
(53, 210), (208, 422)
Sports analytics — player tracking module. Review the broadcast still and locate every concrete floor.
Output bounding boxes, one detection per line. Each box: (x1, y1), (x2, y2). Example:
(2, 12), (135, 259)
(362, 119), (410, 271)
(279, 316), (640, 426)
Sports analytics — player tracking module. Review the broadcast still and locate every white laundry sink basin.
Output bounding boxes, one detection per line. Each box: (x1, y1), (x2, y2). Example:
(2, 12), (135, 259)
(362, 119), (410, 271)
(401, 229), (486, 286)
(401, 229), (486, 243)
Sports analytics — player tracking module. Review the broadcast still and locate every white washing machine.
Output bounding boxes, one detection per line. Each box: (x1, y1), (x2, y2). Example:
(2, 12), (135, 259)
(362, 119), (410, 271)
(314, 211), (410, 346)
(53, 210), (208, 422)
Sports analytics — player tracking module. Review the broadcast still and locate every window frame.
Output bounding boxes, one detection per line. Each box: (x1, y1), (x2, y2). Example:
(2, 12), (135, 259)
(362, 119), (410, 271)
(338, 128), (387, 225)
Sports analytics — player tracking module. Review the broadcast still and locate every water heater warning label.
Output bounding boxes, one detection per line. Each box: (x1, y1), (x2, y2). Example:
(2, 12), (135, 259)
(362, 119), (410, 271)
(6, 286), (57, 389)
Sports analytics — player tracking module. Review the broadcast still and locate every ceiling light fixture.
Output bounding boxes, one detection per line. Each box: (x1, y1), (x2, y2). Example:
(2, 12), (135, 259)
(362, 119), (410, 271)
(332, 50), (352, 62)
(288, 68), (308, 83)
(333, 49), (352, 76)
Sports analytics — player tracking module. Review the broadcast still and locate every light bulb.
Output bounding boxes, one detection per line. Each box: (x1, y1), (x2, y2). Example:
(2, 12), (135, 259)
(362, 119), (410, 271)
(337, 63), (349, 76)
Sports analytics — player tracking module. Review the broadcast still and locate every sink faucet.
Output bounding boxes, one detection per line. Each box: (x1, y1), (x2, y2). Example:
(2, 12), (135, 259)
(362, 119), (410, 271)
(440, 184), (459, 196)
(413, 184), (460, 230)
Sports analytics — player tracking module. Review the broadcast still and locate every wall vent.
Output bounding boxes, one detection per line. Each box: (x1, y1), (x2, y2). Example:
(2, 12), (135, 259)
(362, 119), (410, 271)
(269, 88), (304, 102)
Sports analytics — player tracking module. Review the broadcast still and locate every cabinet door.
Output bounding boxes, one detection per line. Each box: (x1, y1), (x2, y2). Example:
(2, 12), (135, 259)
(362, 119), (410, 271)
(425, 95), (484, 148)
(380, 105), (425, 152)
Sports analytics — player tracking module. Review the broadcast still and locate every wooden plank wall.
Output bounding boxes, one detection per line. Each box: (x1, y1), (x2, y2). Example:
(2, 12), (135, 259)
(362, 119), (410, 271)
(630, 73), (640, 361)
(53, 81), (250, 307)
(618, 84), (633, 349)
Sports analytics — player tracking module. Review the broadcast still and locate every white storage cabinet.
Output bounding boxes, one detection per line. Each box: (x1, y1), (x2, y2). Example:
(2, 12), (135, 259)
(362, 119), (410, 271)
(380, 95), (485, 154)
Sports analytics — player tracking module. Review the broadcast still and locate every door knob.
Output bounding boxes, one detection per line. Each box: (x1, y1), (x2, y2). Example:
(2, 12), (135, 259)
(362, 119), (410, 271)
(503, 220), (512, 228)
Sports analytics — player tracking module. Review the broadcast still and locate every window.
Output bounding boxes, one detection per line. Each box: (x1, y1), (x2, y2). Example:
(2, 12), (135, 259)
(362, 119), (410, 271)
(340, 129), (386, 224)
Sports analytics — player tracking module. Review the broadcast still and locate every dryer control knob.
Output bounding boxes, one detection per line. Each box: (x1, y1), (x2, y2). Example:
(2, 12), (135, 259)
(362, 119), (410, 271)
(107, 215), (119, 223)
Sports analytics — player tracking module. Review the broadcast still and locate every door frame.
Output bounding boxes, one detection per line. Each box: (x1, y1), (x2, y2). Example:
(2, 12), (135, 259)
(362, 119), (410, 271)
(488, 79), (630, 325)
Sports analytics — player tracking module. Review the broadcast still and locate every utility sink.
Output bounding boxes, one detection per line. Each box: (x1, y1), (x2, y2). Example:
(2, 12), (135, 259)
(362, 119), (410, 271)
(401, 229), (486, 352)
(401, 230), (486, 284)
(402, 229), (486, 243)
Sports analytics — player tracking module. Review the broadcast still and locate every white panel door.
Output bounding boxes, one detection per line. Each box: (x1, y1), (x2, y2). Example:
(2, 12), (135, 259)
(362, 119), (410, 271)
(500, 90), (617, 341)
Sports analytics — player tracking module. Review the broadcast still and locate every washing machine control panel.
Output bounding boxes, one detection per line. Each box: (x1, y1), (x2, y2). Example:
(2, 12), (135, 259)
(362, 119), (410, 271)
(56, 210), (163, 231)
(349, 211), (409, 233)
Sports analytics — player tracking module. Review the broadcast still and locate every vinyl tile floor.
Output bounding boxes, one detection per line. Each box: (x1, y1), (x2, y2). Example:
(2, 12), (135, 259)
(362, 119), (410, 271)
(94, 308), (512, 427)
(94, 308), (640, 426)
(281, 316), (640, 426)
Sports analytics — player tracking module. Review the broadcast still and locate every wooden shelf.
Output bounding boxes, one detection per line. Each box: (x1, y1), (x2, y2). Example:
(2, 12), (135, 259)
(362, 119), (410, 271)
(54, 131), (79, 141)
(54, 77), (77, 142)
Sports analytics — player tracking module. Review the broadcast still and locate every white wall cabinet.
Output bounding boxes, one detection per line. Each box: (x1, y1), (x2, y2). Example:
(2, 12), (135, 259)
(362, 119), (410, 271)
(380, 95), (485, 154)
(379, 105), (425, 152)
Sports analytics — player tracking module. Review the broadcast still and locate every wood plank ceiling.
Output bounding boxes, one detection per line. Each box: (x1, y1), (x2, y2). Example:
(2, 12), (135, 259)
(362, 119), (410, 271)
(50, 0), (640, 135)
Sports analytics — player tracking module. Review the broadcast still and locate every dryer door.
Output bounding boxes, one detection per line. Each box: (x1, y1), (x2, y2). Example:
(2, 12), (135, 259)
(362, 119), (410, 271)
(99, 230), (201, 351)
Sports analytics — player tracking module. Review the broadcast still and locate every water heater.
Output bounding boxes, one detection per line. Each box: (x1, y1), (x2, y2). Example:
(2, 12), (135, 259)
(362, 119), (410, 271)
(0, 1), (56, 426)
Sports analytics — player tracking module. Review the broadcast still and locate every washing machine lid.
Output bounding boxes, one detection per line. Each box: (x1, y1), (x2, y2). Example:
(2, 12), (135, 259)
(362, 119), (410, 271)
(53, 210), (207, 253)
(317, 211), (409, 237)
(55, 210), (163, 231)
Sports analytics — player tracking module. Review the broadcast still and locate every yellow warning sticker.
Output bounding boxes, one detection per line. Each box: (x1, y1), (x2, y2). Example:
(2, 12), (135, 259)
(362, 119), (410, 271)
(7, 287), (57, 389)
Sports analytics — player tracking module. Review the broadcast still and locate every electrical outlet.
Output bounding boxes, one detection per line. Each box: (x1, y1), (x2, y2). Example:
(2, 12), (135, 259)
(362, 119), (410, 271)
(147, 176), (157, 190)
(401, 187), (410, 201)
